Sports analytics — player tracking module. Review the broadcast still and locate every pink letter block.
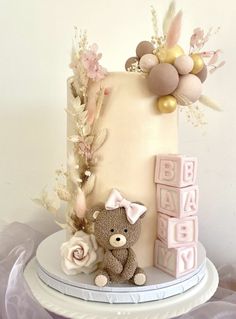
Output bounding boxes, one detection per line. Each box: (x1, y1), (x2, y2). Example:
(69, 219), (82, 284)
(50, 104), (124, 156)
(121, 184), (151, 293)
(156, 184), (199, 217)
(155, 154), (197, 187)
(157, 213), (198, 248)
(154, 240), (197, 278)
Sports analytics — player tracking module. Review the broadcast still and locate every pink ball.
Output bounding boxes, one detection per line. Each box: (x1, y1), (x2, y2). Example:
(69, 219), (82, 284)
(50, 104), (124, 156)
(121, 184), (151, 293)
(147, 63), (179, 96)
(174, 74), (202, 105)
(139, 54), (159, 72)
(174, 55), (194, 75)
(136, 41), (154, 58)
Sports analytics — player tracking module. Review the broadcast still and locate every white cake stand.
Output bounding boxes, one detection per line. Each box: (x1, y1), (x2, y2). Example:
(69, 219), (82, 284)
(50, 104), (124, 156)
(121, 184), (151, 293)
(35, 231), (208, 304)
(24, 257), (218, 319)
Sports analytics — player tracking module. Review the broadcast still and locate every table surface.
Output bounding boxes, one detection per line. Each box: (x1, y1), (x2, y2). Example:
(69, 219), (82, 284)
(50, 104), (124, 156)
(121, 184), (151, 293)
(24, 258), (219, 319)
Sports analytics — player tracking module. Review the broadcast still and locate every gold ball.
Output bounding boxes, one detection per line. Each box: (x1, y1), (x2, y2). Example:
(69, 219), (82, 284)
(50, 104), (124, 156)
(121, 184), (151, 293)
(157, 45), (185, 64)
(157, 95), (177, 113)
(190, 54), (204, 74)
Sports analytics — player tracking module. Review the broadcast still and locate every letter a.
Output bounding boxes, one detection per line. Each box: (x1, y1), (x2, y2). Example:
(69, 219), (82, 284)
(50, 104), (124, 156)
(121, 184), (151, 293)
(184, 191), (196, 212)
(161, 190), (175, 211)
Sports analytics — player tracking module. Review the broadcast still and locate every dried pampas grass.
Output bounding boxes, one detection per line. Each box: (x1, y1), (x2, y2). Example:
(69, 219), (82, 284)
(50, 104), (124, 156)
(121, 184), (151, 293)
(163, 1), (176, 35)
(199, 95), (222, 111)
(166, 10), (182, 49)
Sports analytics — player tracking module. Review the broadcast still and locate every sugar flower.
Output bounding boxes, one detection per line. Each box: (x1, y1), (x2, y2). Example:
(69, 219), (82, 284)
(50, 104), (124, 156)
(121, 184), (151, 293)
(60, 230), (103, 275)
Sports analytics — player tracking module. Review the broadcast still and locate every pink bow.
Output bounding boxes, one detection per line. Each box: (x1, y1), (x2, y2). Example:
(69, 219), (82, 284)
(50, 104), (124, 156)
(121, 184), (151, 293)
(105, 189), (147, 224)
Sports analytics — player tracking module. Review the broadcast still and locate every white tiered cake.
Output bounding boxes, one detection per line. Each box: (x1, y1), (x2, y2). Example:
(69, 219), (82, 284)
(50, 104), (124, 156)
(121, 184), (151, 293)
(34, 71), (206, 303)
(32, 0), (223, 309)
(68, 72), (178, 268)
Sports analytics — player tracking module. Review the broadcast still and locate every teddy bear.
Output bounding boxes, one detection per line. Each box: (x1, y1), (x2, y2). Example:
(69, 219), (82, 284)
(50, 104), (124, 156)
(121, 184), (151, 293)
(86, 188), (147, 287)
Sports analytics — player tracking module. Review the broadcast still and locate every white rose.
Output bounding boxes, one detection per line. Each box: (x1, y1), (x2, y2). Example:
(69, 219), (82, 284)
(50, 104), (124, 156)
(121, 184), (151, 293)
(60, 230), (103, 275)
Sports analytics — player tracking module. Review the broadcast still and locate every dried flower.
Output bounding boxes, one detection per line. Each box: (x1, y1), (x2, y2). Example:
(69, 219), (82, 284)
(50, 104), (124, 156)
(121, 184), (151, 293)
(33, 190), (60, 214)
(208, 49), (222, 66)
(56, 186), (71, 201)
(189, 27), (220, 53)
(163, 1), (176, 35)
(104, 87), (111, 96)
(151, 5), (159, 39)
(75, 189), (87, 218)
(83, 174), (96, 196)
(81, 43), (107, 81)
(67, 153), (82, 185)
(190, 28), (205, 49)
(179, 103), (207, 127)
(209, 60), (226, 74)
(85, 170), (91, 177)
(199, 95), (222, 111)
